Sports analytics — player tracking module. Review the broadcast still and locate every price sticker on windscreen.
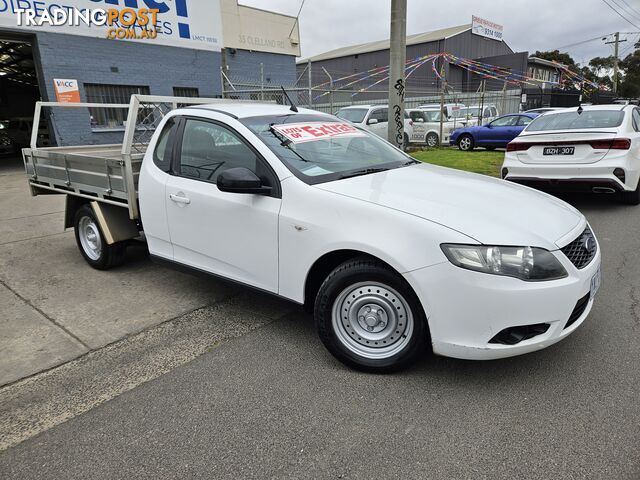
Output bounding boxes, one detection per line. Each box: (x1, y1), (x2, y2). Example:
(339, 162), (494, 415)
(272, 122), (367, 143)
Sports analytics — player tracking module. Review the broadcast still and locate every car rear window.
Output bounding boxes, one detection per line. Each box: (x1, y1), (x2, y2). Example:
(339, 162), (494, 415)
(526, 110), (625, 131)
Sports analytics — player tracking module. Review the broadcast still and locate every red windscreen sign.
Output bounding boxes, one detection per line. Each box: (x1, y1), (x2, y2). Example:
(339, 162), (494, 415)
(272, 122), (367, 143)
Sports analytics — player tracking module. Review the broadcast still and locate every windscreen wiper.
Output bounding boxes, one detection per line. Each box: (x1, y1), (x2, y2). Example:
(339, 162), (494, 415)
(338, 167), (390, 180)
(268, 125), (310, 163)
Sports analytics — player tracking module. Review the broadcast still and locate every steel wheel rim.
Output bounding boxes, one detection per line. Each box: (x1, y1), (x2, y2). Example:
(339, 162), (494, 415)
(427, 134), (437, 147)
(331, 281), (414, 360)
(78, 216), (102, 261)
(460, 137), (471, 150)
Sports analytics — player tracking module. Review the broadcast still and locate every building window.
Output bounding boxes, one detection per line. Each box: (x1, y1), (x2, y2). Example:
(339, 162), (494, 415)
(173, 87), (199, 98)
(84, 83), (150, 129)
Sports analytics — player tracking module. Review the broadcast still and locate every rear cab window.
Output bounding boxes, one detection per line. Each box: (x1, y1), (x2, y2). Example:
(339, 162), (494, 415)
(335, 108), (368, 124)
(153, 117), (177, 172)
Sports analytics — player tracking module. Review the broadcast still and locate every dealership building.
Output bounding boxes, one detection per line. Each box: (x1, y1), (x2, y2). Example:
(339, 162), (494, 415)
(0, 0), (300, 146)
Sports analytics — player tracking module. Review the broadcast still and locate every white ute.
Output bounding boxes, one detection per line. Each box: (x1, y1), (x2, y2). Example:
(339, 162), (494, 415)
(23, 96), (602, 371)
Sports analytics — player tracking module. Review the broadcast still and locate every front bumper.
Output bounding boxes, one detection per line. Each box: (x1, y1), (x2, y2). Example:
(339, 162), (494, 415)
(403, 245), (601, 360)
(502, 151), (640, 192)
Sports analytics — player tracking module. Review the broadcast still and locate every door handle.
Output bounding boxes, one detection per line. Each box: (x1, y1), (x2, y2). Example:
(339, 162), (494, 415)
(169, 193), (191, 205)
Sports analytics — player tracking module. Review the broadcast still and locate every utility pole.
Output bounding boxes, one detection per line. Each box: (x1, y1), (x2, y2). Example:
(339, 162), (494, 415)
(605, 32), (626, 94)
(438, 80), (445, 148)
(387, 0), (407, 148)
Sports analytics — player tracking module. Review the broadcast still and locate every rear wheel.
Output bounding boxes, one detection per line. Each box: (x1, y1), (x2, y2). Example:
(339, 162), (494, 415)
(458, 134), (474, 151)
(621, 181), (640, 205)
(314, 257), (429, 372)
(74, 204), (127, 270)
(426, 132), (439, 148)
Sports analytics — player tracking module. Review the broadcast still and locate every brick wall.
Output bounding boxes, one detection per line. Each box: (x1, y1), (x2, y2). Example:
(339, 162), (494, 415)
(33, 32), (222, 146)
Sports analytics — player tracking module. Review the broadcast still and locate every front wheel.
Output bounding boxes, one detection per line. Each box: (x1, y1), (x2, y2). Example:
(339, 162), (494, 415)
(426, 132), (439, 148)
(457, 134), (474, 151)
(314, 257), (429, 372)
(74, 204), (127, 270)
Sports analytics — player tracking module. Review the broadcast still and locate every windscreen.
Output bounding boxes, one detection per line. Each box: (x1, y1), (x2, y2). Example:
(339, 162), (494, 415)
(335, 108), (368, 123)
(241, 114), (411, 185)
(525, 110), (626, 131)
(453, 108), (480, 118)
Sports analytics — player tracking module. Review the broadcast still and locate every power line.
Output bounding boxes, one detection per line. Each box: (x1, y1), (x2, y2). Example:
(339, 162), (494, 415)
(556, 34), (614, 50)
(288, 0), (306, 39)
(611, 0), (640, 22)
(601, 0), (640, 29)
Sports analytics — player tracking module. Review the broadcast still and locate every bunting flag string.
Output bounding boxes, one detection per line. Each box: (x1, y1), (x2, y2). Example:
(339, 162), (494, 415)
(310, 51), (609, 101)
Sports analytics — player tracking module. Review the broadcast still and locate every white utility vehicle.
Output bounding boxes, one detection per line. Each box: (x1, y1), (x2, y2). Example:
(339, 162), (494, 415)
(335, 105), (413, 147)
(406, 109), (457, 147)
(24, 95), (601, 371)
(417, 103), (465, 120)
(503, 105), (640, 205)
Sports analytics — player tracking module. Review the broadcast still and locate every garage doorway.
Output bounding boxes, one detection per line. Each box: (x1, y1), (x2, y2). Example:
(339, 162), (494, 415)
(0, 33), (49, 162)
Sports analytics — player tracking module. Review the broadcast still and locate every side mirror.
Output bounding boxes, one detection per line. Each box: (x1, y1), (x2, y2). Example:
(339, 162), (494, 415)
(367, 118), (378, 125)
(485, 124), (492, 128)
(217, 167), (272, 195)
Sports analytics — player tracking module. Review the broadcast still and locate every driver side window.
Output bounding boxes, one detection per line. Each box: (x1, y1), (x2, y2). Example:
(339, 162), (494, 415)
(490, 116), (518, 127)
(178, 119), (259, 184)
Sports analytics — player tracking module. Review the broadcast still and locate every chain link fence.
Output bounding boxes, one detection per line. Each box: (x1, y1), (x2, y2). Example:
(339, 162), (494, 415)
(221, 66), (523, 119)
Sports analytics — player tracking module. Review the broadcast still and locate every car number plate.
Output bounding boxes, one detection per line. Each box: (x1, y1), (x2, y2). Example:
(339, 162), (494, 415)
(543, 146), (575, 155)
(590, 265), (601, 299)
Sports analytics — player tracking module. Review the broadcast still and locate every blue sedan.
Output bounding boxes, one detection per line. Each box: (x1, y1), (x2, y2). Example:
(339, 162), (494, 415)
(450, 113), (539, 151)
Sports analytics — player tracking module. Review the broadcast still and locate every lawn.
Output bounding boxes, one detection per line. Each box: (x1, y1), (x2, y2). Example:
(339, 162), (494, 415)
(410, 148), (505, 178)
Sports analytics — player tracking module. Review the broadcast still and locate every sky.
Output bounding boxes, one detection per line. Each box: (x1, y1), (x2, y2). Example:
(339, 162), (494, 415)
(240, 0), (640, 66)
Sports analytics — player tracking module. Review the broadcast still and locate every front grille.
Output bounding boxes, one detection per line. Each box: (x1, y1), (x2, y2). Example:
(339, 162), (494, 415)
(565, 293), (590, 329)
(561, 226), (597, 269)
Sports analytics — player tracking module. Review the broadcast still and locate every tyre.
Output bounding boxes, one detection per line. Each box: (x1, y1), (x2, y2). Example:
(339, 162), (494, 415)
(74, 204), (127, 270)
(621, 181), (640, 205)
(457, 134), (474, 151)
(426, 132), (439, 148)
(314, 257), (429, 372)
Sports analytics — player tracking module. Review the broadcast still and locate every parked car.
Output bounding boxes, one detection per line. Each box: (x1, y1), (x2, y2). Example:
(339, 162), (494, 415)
(1, 117), (50, 148)
(0, 129), (15, 156)
(25, 97), (601, 371)
(451, 104), (499, 126)
(335, 105), (413, 147)
(503, 104), (640, 205)
(406, 108), (457, 147)
(451, 113), (539, 151)
(416, 103), (465, 120)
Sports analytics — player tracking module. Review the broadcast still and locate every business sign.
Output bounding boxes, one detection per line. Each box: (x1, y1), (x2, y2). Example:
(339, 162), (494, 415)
(471, 16), (503, 41)
(272, 123), (367, 144)
(0, 0), (223, 51)
(54, 78), (80, 102)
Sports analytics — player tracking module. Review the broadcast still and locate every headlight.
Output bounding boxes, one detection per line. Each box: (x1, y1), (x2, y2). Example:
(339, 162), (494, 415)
(441, 244), (567, 281)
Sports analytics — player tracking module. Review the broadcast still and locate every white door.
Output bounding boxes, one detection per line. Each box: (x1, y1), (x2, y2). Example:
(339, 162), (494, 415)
(366, 108), (389, 139)
(165, 117), (281, 292)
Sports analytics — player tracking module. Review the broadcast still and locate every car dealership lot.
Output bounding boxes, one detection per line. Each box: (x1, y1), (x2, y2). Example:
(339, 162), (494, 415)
(1, 154), (639, 478)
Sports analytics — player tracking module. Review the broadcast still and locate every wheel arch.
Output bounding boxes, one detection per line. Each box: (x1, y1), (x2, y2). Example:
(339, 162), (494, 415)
(303, 249), (412, 313)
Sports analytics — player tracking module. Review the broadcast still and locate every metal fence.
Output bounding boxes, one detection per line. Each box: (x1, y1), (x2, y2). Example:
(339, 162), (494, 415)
(221, 67), (523, 119)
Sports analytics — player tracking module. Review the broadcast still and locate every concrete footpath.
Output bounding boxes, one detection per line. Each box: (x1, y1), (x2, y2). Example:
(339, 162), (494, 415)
(0, 157), (239, 386)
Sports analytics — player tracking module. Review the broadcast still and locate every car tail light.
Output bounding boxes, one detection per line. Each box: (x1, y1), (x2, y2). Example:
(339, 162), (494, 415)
(506, 142), (530, 152)
(589, 138), (631, 150)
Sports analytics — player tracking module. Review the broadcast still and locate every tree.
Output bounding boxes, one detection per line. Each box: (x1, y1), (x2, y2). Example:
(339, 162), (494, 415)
(532, 50), (579, 71)
(619, 49), (640, 98)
